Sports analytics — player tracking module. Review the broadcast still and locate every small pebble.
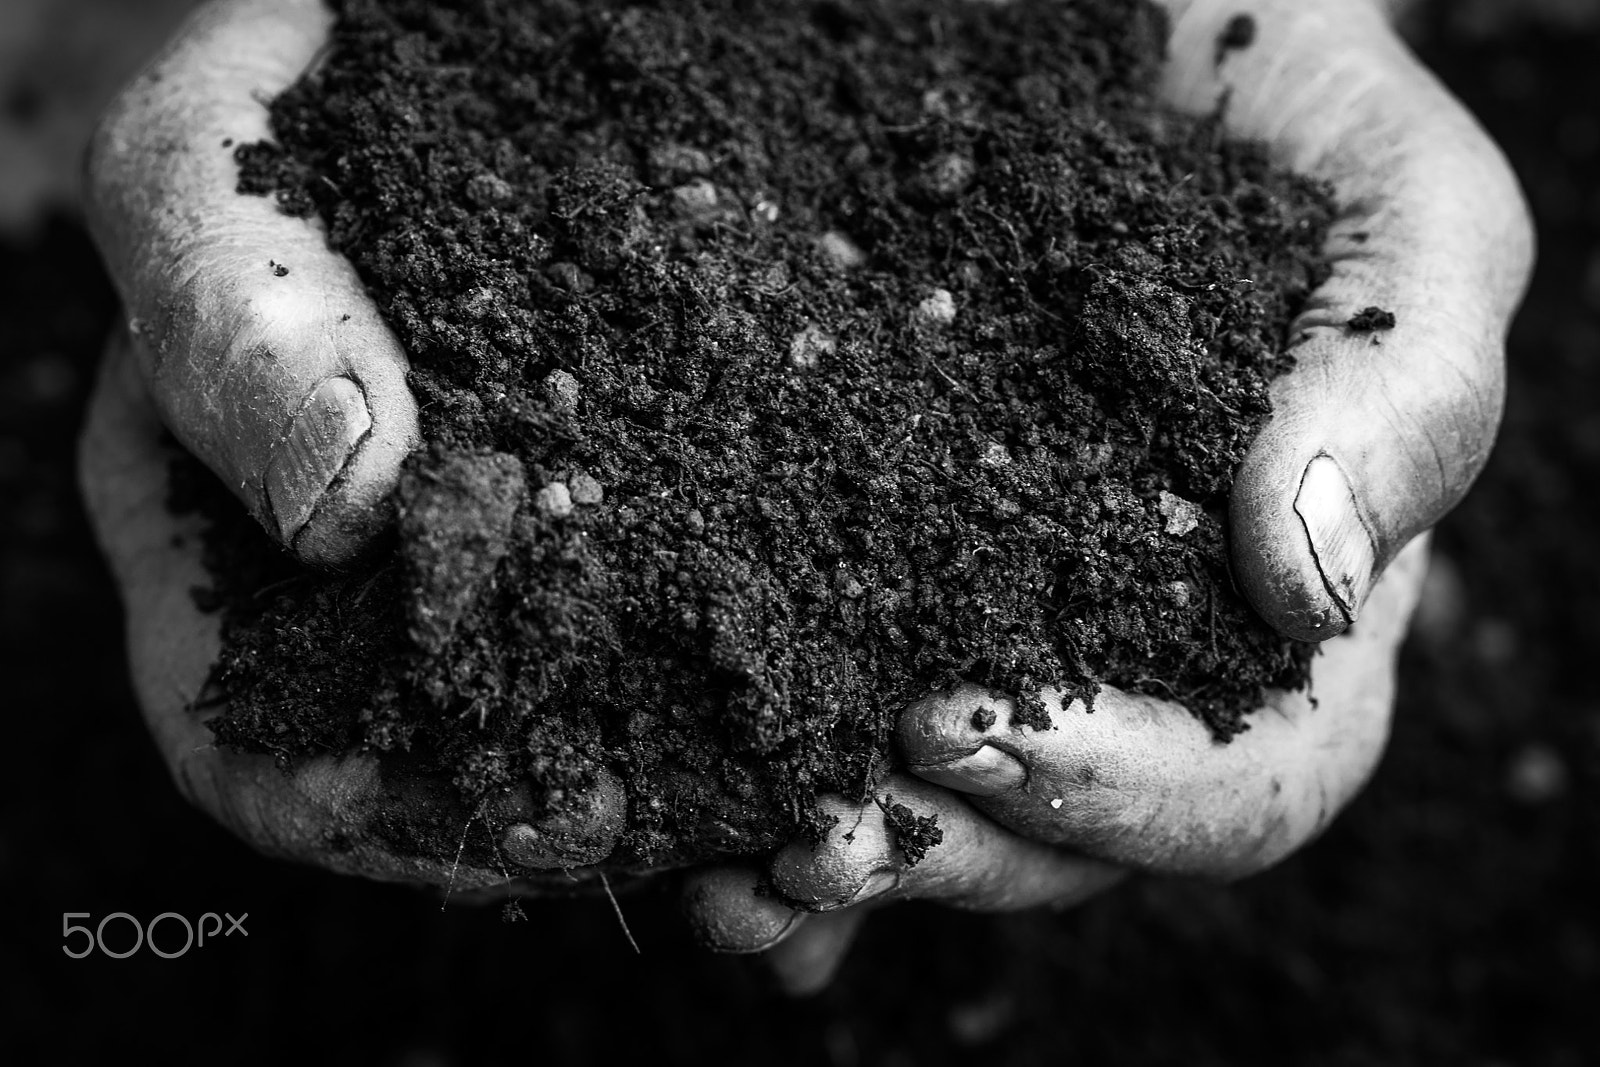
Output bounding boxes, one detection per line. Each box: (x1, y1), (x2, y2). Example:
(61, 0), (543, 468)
(922, 152), (975, 200)
(1166, 580), (1193, 609)
(647, 142), (712, 184)
(671, 178), (720, 219)
(817, 230), (867, 270)
(752, 199), (780, 224)
(913, 287), (957, 329)
(569, 473), (604, 505)
(465, 171), (514, 208)
(788, 324), (837, 370)
(1158, 490), (1202, 537)
(536, 482), (574, 518)
(542, 369), (581, 414)
(978, 440), (1011, 467)
(684, 508), (706, 535)
(1049, 798), (1063, 810)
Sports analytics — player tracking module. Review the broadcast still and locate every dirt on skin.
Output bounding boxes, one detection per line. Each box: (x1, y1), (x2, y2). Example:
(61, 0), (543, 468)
(195, 0), (1330, 867)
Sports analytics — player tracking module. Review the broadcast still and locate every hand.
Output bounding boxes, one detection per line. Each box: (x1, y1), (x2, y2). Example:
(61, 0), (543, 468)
(81, 322), (633, 892)
(685, 541), (1428, 992)
(80, 0), (623, 890)
(684, 0), (1533, 992)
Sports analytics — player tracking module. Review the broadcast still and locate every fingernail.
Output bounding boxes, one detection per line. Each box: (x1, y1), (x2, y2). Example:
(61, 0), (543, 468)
(265, 376), (372, 544)
(845, 870), (898, 907)
(1293, 454), (1376, 631)
(910, 744), (1027, 797)
(718, 911), (808, 955)
(810, 870), (898, 912)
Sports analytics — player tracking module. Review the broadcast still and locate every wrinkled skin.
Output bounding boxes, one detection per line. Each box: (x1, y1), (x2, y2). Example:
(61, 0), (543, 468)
(79, 0), (1531, 987)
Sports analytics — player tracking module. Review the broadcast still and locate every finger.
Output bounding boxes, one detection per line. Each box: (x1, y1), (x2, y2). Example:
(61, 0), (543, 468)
(681, 867), (807, 954)
(901, 537), (1431, 880)
(80, 327), (388, 868)
(79, 332), (614, 891)
(85, 0), (419, 567)
(769, 776), (1125, 913)
(311, 756), (627, 884)
(80, 325), (229, 766)
(1157, 0), (1531, 639)
(492, 771), (626, 870)
(762, 909), (869, 998)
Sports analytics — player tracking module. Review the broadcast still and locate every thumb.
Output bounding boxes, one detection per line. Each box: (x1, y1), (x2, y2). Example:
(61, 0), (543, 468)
(1161, 1), (1532, 639)
(85, 0), (418, 567)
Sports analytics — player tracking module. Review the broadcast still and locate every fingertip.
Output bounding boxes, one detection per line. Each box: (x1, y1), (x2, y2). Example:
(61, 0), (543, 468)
(866, 773), (1127, 912)
(496, 769), (625, 870)
(899, 687), (1036, 798)
(278, 368), (421, 567)
(681, 867), (806, 954)
(769, 798), (898, 911)
(897, 684), (1010, 764)
(265, 375), (372, 548)
(1294, 453), (1377, 623)
(1231, 441), (1368, 642)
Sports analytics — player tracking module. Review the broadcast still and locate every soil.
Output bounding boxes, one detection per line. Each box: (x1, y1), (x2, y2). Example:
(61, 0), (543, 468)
(1347, 305), (1397, 332)
(1214, 13), (1257, 67)
(7, 0), (1599, 1061)
(199, 0), (1331, 866)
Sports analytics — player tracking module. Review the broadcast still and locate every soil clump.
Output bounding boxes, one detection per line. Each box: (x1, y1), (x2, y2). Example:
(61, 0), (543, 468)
(200, 0), (1332, 866)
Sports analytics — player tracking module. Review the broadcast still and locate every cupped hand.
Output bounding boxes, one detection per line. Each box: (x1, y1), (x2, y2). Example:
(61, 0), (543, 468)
(685, 0), (1533, 992)
(80, 0), (624, 890)
(81, 326), (628, 891)
(1170, 0), (1532, 641)
(685, 540), (1428, 992)
(85, 0), (1530, 950)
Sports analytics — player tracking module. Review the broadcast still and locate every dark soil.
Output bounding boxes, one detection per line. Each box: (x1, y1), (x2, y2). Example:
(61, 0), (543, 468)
(8, 1), (1600, 1061)
(1347, 305), (1397, 332)
(1214, 13), (1257, 67)
(201, 0), (1333, 866)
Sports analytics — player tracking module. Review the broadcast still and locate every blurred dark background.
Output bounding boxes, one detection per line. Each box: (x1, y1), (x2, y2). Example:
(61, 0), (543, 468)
(3, 1), (1598, 1063)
